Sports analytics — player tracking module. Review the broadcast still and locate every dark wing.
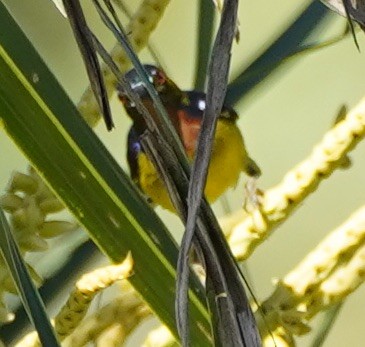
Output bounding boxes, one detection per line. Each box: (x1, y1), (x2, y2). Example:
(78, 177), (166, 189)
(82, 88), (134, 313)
(126, 126), (142, 184)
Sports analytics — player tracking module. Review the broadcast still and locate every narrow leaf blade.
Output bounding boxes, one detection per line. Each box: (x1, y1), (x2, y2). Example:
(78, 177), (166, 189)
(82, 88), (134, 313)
(0, 208), (60, 347)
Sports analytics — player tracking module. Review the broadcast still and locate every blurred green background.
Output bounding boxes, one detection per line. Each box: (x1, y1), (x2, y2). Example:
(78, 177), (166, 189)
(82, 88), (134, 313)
(1, 0), (365, 346)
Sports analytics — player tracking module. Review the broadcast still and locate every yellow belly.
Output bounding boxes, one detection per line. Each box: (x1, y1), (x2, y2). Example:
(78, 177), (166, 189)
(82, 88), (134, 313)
(137, 120), (249, 211)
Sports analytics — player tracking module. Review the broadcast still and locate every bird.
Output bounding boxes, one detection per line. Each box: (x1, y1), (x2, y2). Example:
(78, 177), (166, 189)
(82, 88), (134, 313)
(118, 65), (261, 211)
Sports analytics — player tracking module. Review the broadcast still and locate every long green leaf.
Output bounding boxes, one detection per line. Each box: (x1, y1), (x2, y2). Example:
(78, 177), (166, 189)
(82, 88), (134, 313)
(0, 3), (210, 344)
(0, 208), (60, 346)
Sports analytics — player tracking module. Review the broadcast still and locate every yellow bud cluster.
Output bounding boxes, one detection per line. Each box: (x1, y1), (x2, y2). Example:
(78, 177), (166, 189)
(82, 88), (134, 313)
(259, 205), (365, 339)
(15, 255), (140, 347)
(56, 253), (134, 341)
(0, 168), (77, 323)
(63, 293), (150, 346)
(226, 97), (365, 261)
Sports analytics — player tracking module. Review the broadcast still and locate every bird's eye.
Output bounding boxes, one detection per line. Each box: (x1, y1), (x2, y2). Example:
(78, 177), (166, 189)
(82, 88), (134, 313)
(154, 70), (167, 87)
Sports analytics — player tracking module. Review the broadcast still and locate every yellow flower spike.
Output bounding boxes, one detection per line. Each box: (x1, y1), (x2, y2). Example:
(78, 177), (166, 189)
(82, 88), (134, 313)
(227, 97), (365, 261)
(259, 205), (365, 335)
(323, 244), (365, 296)
(284, 206), (365, 295)
(95, 299), (152, 346)
(259, 282), (310, 336)
(63, 300), (150, 347)
(220, 209), (247, 236)
(16, 255), (135, 347)
(78, 0), (171, 127)
(63, 289), (151, 347)
(55, 253), (134, 341)
(306, 243), (365, 316)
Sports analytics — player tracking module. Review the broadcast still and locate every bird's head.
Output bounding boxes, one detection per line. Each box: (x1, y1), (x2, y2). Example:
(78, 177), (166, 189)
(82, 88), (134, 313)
(117, 65), (183, 127)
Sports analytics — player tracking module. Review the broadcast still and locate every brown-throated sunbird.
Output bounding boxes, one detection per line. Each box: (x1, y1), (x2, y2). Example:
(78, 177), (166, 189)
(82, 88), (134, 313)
(118, 65), (261, 211)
